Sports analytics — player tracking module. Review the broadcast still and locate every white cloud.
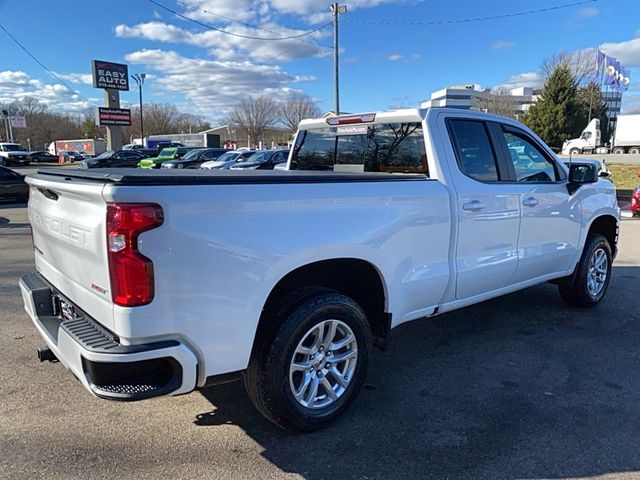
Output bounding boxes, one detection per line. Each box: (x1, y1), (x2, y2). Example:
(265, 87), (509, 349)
(499, 71), (542, 89)
(387, 53), (403, 61)
(53, 72), (93, 85)
(577, 6), (599, 18)
(600, 37), (640, 66)
(124, 49), (306, 120)
(115, 21), (329, 62)
(491, 40), (514, 51)
(0, 70), (96, 113)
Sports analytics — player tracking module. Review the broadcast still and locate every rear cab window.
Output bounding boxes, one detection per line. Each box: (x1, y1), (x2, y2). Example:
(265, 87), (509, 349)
(290, 122), (428, 175)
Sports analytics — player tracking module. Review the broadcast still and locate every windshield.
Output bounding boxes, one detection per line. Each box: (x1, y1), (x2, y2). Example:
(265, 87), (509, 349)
(2, 144), (25, 152)
(290, 123), (428, 174)
(214, 152), (239, 162)
(242, 151), (269, 163)
(181, 149), (201, 160)
(158, 148), (176, 157)
(94, 150), (114, 159)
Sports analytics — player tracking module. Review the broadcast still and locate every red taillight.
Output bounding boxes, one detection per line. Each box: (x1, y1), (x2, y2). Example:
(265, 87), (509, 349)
(326, 113), (376, 125)
(106, 203), (164, 307)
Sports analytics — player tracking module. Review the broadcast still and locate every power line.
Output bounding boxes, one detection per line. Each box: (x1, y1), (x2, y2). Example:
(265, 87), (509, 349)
(149, 0), (331, 41)
(345, 0), (599, 26)
(0, 23), (99, 107)
(173, 0), (333, 50)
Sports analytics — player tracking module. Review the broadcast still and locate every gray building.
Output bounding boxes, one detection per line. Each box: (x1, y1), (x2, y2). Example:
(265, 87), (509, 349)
(421, 84), (539, 117)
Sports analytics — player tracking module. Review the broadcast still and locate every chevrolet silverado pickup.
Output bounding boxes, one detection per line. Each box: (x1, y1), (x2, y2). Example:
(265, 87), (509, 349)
(20, 108), (620, 431)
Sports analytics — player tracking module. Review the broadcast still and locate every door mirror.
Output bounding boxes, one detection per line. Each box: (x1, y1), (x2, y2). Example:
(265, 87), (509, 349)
(567, 163), (597, 194)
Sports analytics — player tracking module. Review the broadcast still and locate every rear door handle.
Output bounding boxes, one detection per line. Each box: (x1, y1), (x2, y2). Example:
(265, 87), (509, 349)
(462, 200), (485, 212)
(523, 197), (539, 207)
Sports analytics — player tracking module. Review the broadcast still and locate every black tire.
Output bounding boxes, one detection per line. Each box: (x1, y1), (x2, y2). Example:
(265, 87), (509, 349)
(569, 148), (581, 155)
(244, 290), (372, 432)
(559, 233), (612, 308)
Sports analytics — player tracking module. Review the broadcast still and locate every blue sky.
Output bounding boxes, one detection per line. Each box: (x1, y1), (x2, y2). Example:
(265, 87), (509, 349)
(1, 0), (639, 123)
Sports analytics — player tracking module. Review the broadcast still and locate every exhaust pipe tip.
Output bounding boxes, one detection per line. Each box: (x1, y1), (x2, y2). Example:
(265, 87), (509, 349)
(37, 346), (57, 363)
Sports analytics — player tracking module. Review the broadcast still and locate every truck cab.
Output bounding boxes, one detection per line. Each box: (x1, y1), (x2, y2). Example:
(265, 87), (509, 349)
(0, 142), (30, 166)
(562, 118), (601, 155)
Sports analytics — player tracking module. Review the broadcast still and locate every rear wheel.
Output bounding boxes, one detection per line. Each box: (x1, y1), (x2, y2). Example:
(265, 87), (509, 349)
(244, 290), (372, 432)
(559, 233), (612, 308)
(629, 147), (640, 155)
(612, 147), (625, 154)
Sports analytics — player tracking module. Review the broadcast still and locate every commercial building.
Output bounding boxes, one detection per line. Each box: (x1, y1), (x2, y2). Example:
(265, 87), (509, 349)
(421, 84), (540, 117)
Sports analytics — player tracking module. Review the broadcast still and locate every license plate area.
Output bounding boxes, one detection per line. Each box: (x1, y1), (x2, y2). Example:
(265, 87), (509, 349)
(53, 294), (79, 322)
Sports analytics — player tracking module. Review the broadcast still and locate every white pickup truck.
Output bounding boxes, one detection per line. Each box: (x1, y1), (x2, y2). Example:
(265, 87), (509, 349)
(20, 108), (620, 431)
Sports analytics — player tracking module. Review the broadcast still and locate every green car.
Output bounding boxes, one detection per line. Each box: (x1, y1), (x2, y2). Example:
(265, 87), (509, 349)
(138, 147), (194, 169)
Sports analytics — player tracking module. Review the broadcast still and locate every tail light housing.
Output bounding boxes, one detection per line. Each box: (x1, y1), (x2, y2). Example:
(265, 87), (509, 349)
(106, 203), (164, 307)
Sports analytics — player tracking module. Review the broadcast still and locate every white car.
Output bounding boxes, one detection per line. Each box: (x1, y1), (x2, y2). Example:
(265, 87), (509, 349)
(20, 108), (619, 432)
(200, 150), (255, 169)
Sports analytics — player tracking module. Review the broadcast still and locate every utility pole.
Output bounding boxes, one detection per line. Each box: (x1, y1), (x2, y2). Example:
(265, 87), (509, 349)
(132, 73), (146, 146)
(2, 110), (8, 142)
(330, 3), (347, 116)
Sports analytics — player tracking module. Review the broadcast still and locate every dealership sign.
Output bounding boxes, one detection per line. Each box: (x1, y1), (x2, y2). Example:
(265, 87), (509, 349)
(10, 116), (27, 128)
(91, 60), (129, 91)
(96, 107), (131, 126)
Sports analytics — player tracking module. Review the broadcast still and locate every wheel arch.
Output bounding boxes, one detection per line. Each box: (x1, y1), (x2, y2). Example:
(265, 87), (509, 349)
(256, 258), (390, 352)
(587, 214), (618, 256)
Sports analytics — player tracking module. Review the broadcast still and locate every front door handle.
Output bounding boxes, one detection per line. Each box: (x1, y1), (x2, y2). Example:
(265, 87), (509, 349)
(523, 197), (539, 207)
(463, 200), (485, 212)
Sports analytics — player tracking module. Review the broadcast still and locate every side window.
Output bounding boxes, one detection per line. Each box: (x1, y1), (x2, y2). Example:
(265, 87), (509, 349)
(448, 120), (499, 182)
(502, 130), (558, 183)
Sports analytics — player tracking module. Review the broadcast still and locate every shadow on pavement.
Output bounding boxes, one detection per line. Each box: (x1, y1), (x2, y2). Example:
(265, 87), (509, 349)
(197, 265), (640, 480)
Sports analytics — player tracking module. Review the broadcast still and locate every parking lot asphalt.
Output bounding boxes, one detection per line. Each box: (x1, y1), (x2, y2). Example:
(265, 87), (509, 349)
(1, 203), (639, 480)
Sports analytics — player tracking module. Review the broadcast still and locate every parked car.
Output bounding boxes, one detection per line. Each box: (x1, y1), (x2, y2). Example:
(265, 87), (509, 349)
(229, 149), (289, 170)
(0, 143), (30, 166)
(200, 150), (256, 170)
(19, 108), (620, 432)
(60, 151), (84, 163)
(76, 150), (148, 168)
(161, 148), (230, 169)
(138, 147), (193, 169)
(28, 151), (58, 163)
(0, 166), (28, 202)
(631, 183), (640, 217)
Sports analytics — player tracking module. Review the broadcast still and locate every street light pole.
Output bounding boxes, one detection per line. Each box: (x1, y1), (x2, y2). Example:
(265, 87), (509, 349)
(131, 73), (146, 146)
(330, 3), (347, 116)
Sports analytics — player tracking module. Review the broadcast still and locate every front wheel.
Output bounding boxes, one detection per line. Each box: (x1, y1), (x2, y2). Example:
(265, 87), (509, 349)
(559, 233), (612, 308)
(244, 291), (372, 432)
(569, 148), (581, 155)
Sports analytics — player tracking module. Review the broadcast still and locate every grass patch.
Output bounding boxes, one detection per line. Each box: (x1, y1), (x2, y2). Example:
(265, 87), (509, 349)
(607, 163), (640, 191)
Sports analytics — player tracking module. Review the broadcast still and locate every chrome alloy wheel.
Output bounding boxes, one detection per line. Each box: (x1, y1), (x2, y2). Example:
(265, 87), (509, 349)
(289, 319), (358, 409)
(587, 247), (608, 297)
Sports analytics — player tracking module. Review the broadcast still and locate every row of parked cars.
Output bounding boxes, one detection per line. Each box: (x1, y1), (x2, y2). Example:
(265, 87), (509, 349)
(76, 146), (290, 171)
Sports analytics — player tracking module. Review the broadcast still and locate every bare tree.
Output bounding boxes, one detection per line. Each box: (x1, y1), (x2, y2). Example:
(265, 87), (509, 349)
(227, 96), (280, 147)
(278, 94), (321, 135)
(475, 87), (517, 117)
(173, 112), (210, 134)
(12, 97), (48, 116)
(541, 49), (597, 86)
(141, 103), (179, 135)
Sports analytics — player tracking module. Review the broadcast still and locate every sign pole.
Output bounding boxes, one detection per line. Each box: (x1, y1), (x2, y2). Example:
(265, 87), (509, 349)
(104, 89), (123, 151)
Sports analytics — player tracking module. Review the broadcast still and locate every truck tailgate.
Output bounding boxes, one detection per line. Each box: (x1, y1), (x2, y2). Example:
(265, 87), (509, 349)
(26, 175), (114, 330)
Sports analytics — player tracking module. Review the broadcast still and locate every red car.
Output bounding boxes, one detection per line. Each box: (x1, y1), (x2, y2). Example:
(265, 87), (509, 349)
(631, 184), (640, 216)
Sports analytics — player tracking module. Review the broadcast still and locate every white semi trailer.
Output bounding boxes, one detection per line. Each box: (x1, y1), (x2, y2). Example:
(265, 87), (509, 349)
(562, 114), (640, 155)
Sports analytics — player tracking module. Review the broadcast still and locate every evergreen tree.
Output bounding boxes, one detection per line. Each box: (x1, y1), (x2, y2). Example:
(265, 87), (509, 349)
(523, 65), (585, 148)
(576, 82), (609, 143)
